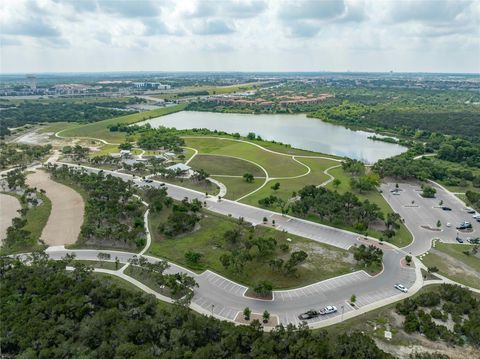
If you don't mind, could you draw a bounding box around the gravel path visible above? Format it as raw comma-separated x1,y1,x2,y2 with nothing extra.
26,170,84,246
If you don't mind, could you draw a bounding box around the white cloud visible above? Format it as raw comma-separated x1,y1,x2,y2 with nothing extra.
0,0,478,73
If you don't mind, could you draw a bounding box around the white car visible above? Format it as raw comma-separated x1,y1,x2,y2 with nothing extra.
394,284,408,293
446,222,451,227
472,213,480,220
319,305,337,315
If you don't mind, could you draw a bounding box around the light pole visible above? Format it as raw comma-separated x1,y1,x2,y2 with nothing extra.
211,304,215,317
341,305,345,321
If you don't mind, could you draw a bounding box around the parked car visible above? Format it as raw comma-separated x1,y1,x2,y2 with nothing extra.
441,207,452,211
456,236,464,243
472,213,480,220
456,222,472,230
446,222,452,227
298,310,319,320
394,284,408,293
466,208,476,214
319,306,337,315
144,179,153,183
159,182,166,187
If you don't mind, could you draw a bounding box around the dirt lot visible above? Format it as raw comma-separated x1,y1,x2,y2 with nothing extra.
26,170,84,246
0,193,21,242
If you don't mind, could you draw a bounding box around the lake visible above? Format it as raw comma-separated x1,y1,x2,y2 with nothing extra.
139,111,407,163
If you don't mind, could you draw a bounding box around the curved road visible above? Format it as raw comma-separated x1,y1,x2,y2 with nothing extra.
45,161,420,329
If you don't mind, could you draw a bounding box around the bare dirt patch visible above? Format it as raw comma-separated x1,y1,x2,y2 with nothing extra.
26,170,84,246
0,193,21,242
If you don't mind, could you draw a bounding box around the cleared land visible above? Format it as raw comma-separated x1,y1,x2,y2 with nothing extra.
26,170,84,246
60,104,186,143
0,193,21,242
148,210,360,289
421,242,480,289
189,154,265,177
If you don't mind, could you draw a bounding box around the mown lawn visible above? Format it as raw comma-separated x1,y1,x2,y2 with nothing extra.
148,210,361,289
60,104,186,143
211,176,265,200
189,154,265,177
156,176,219,196
240,157,336,206
184,137,306,178
421,242,480,289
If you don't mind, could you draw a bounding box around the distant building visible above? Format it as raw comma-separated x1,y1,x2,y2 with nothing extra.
133,82,171,90
166,163,191,172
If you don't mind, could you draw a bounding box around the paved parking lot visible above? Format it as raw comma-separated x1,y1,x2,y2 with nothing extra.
381,182,479,255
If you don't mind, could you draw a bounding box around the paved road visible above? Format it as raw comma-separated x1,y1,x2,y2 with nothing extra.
381,182,479,256
44,162,420,327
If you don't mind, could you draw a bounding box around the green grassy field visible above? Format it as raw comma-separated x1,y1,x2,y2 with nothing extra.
421,242,480,289
156,176,219,196
60,104,186,143
37,122,81,134
148,210,361,289
184,137,306,178
241,157,336,206
211,176,264,200
189,154,265,177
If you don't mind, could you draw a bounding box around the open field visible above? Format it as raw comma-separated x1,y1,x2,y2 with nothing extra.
184,137,306,178
421,242,480,289
0,193,21,242
189,154,265,177
26,170,84,246
148,210,361,289
60,104,186,143
211,176,264,200
241,157,336,206
155,176,219,196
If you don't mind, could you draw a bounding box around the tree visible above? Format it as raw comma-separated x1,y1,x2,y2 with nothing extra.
243,173,254,183
243,307,251,320
119,142,132,150
284,250,308,275
185,250,202,266
262,310,270,323
271,182,280,192
421,184,436,198
333,178,341,189
405,255,412,266
436,220,441,228
97,252,111,266
247,132,256,140
253,281,273,298
350,294,357,305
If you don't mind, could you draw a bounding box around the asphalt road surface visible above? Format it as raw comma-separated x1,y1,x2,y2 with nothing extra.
44,163,420,326
381,182,479,256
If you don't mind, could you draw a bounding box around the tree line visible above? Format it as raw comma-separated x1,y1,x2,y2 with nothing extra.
0,254,399,358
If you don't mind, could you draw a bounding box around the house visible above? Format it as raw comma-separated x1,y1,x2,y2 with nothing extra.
166,163,191,172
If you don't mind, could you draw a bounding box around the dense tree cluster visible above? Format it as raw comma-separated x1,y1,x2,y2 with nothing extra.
159,198,202,238
291,185,383,232
0,143,52,169
47,165,146,249
0,255,395,358
466,190,480,211
0,99,144,137
396,285,479,347
137,127,185,151
352,244,383,267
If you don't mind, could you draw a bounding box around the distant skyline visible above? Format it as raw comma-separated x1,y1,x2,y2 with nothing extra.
1,0,479,74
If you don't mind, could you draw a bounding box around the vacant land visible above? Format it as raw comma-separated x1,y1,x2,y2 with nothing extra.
148,210,359,289
189,154,265,177
421,242,480,289
60,104,186,143
0,193,21,242
155,176,219,196
211,176,263,200
26,170,84,246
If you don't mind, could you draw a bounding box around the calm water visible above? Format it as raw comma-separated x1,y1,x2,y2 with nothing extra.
140,111,407,163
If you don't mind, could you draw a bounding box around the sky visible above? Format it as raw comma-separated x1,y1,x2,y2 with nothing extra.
0,0,479,74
